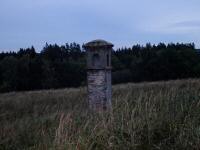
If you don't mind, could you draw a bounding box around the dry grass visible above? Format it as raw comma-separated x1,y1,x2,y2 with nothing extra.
1,79,200,150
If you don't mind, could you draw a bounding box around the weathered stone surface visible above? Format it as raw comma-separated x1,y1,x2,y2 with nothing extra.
87,70,111,111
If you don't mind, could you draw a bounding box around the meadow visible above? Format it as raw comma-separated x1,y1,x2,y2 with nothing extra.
0,79,200,150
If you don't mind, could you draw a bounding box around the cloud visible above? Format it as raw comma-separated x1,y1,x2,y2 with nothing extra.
1,0,200,50
140,16,200,34
170,20,200,28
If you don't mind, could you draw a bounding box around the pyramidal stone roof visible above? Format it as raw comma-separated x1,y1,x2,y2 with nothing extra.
83,39,113,48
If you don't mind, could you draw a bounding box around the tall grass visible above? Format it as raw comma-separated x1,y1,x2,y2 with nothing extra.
0,79,200,149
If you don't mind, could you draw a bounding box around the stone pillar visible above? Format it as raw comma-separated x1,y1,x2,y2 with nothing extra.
83,39,113,111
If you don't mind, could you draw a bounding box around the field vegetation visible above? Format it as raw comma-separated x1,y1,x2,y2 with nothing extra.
1,79,200,149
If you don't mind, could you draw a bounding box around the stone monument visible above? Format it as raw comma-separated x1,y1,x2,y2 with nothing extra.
83,39,113,111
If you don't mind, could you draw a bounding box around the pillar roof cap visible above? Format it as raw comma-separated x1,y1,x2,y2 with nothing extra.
83,39,113,49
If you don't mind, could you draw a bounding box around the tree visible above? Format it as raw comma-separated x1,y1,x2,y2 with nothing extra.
0,56,18,92
0,42,200,93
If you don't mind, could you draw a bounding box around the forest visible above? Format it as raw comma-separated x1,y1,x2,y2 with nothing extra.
0,42,199,93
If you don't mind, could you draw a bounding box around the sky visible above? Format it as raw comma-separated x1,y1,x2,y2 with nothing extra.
0,0,200,52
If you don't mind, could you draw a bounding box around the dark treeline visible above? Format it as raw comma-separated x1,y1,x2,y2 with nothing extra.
0,42,200,93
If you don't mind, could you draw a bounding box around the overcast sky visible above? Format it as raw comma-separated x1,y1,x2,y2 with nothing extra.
0,0,200,51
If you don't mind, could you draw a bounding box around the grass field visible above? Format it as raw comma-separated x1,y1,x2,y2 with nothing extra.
1,79,200,150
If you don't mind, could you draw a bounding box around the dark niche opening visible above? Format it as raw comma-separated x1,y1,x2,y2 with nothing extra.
107,54,110,67
92,53,100,67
